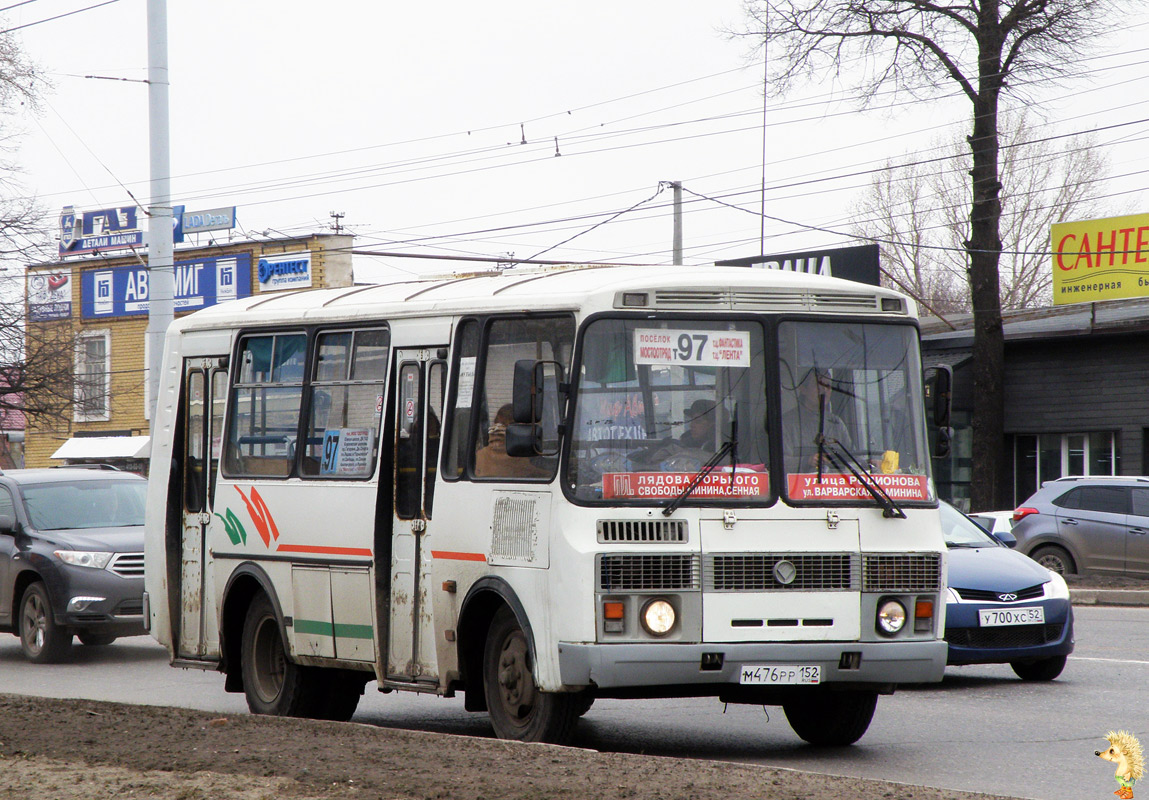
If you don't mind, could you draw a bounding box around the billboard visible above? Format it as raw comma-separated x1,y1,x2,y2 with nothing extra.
1052,213,1149,305
59,205,144,256
28,271,72,321
81,253,252,319
715,243,880,286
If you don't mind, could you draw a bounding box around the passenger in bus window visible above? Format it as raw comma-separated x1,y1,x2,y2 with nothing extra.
783,368,852,472
679,399,717,450
474,403,551,479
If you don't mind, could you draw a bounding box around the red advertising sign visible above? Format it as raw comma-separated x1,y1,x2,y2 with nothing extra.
602,470,768,499
787,473,931,501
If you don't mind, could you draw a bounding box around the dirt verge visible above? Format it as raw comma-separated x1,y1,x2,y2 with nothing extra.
0,693,1021,800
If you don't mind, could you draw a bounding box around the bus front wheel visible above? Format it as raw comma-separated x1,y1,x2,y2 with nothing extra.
482,607,577,744
241,593,318,717
782,689,877,746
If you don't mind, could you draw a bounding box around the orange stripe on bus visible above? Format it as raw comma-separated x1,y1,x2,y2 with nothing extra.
276,544,373,557
431,550,487,562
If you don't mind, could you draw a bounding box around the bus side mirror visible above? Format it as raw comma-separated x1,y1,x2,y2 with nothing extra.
509,359,564,456
924,366,952,459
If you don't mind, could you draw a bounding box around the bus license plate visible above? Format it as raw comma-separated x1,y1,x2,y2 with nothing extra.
978,606,1044,627
739,665,821,685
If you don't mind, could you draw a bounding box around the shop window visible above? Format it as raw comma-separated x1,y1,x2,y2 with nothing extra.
75,331,110,422
1013,431,1120,505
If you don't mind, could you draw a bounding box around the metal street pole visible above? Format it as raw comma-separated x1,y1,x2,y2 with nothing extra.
145,0,173,429
670,181,683,265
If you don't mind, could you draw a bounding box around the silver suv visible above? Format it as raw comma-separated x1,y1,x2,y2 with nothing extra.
1012,476,1149,575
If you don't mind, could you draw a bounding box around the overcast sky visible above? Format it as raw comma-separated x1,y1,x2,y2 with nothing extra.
7,1,1149,282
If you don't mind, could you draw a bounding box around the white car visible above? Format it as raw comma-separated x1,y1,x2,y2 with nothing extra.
967,510,1017,546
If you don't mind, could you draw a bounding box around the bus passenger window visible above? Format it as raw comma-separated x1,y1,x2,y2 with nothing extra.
223,333,306,478
468,315,574,481
302,327,389,478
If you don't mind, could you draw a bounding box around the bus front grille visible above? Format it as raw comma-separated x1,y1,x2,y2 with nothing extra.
597,554,700,591
705,553,857,591
862,553,942,592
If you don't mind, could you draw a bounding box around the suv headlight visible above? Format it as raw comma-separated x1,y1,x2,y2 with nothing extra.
55,550,113,570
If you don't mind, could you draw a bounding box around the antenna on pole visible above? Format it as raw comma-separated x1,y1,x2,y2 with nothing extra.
330,211,345,234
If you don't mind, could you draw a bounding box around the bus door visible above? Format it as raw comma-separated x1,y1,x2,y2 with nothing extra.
387,348,446,684
178,356,228,660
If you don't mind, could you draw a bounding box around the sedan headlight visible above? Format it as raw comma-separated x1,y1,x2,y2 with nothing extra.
55,550,113,570
1044,570,1070,600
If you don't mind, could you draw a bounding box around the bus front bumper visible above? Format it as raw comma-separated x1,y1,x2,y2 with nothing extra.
557,639,947,690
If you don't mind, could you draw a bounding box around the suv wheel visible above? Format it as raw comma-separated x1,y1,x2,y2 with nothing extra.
1029,544,1076,575
19,582,73,663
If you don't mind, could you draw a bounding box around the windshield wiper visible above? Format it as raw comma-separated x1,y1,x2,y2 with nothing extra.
816,436,907,520
663,407,738,517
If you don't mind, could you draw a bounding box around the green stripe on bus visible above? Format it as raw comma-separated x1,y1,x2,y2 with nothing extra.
293,619,334,637
293,619,374,640
333,623,374,640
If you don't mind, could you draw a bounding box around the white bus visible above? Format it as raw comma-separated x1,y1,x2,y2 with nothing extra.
144,263,947,746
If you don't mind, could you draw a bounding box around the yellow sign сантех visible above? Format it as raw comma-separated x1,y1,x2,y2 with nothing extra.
1052,213,1149,305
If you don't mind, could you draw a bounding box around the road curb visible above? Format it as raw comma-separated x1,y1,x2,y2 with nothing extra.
1071,589,1149,607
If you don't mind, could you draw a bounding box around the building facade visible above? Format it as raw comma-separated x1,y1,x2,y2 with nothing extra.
922,297,1149,510
24,233,353,473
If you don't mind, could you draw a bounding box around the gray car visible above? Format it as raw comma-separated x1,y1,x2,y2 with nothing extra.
1011,475,1149,575
0,468,148,662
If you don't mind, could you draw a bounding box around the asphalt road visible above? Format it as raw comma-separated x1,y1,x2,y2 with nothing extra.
0,604,1144,800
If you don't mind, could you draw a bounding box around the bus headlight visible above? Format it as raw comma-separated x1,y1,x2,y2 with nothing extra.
877,599,906,636
641,598,676,636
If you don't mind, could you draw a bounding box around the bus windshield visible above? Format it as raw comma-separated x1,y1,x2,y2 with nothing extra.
778,320,933,505
568,318,770,504
567,316,933,507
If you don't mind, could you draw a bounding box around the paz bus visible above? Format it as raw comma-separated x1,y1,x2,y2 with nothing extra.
143,262,947,746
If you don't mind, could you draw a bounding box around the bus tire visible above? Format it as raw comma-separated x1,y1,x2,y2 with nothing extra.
782,689,877,746
482,606,577,744
240,593,320,717
310,674,366,722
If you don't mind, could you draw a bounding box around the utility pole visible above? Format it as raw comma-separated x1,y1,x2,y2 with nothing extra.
669,181,683,265
145,0,173,428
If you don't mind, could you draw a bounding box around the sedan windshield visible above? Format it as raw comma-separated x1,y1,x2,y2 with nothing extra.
21,479,147,530
568,318,769,504
939,502,999,548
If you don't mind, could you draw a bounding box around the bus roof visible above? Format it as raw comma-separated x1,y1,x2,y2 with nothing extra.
170,262,914,333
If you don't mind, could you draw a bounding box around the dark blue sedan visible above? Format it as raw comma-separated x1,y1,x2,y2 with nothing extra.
941,501,1074,680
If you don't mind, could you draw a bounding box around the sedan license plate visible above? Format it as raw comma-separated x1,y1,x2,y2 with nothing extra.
978,606,1044,627
739,665,821,685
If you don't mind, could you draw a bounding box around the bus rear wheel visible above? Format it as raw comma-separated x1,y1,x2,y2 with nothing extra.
782,689,877,746
483,607,577,744
241,594,320,717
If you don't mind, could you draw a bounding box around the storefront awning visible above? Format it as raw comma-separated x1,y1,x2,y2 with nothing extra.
51,435,151,461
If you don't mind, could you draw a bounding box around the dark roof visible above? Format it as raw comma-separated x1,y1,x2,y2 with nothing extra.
921,296,1149,346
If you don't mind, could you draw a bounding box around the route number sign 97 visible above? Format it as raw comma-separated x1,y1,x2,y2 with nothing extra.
634,328,750,368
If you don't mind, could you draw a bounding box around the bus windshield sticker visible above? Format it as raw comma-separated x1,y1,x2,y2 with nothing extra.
602,469,767,499
633,329,750,368
787,473,930,502
320,428,375,477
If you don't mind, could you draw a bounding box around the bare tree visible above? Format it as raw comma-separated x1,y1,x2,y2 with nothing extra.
738,0,1114,510
0,30,82,431
853,114,1112,313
